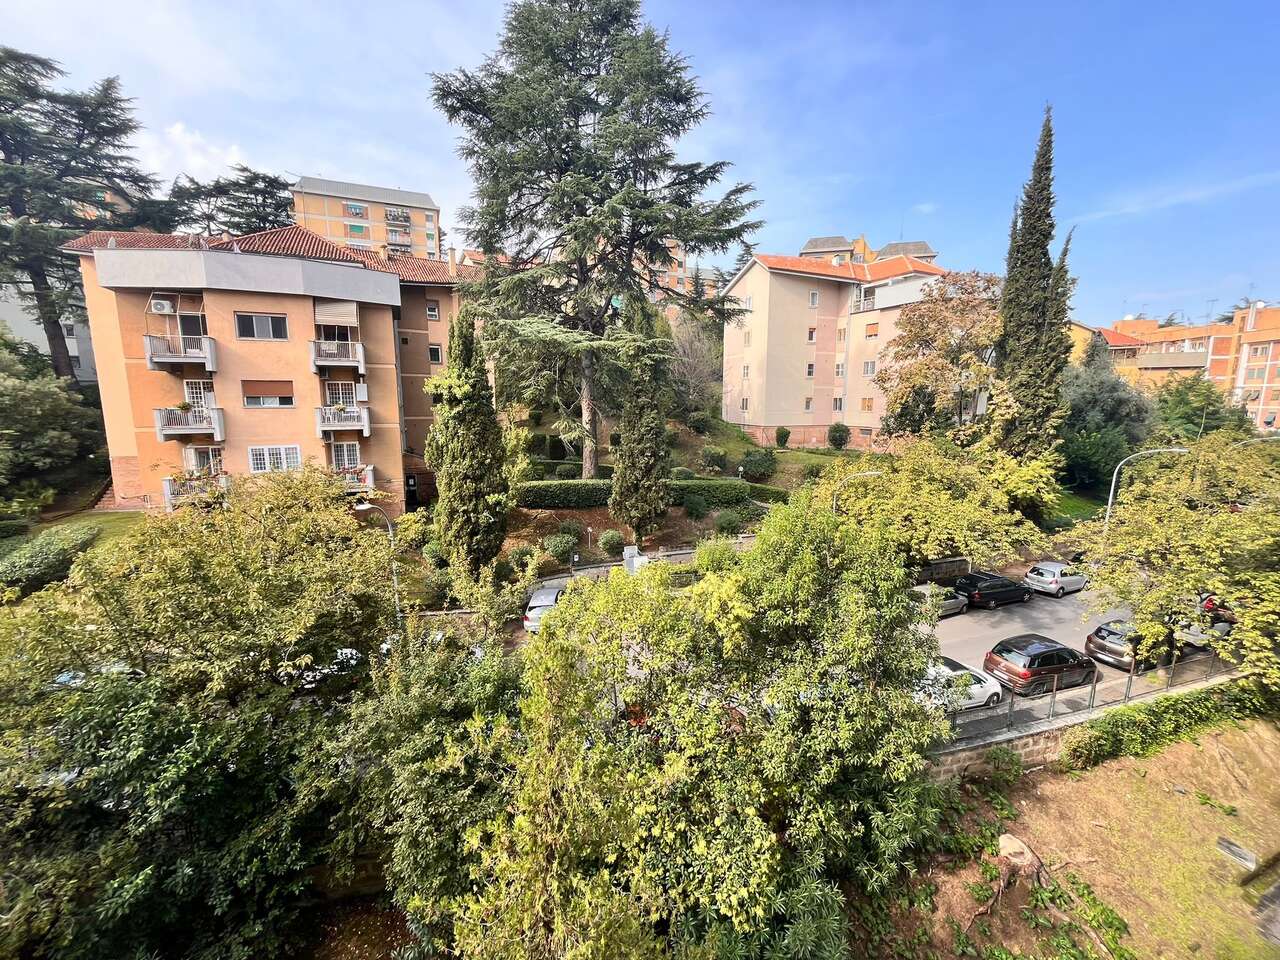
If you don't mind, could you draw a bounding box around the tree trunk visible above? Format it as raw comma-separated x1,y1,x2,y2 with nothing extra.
580,349,599,479
27,266,77,381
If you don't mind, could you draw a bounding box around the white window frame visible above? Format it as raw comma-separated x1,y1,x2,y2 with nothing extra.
833,397,843,412
804,397,813,412
805,362,815,378
244,394,295,408
742,295,753,310
1249,344,1270,359
744,331,751,347
185,445,224,474
808,290,819,308
742,364,749,379
428,343,443,364
425,300,441,321
184,379,214,409
835,362,845,377
862,360,876,376
331,440,361,470
343,202,368,218
326,380,358,406
807,327,816,343
248,445,302,473
740,396,749,411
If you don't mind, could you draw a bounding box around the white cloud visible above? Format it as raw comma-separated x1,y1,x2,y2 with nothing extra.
912,201,938,215
1072,170,1280,223
134,123,245,185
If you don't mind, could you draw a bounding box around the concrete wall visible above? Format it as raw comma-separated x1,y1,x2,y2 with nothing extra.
930,726,1067,781
293,192,441,259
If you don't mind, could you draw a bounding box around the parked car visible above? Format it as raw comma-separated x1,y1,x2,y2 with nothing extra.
1084,619,1141,670
911,583,968,617
1023,561,1088,598
935,656,1003,709
983,633,1097,695
523,587,564,633
953,571,1033,609
1198,593,1238,625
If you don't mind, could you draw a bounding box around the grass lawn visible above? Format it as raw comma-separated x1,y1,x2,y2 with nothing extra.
35,510,146,546
1053,487,1106,523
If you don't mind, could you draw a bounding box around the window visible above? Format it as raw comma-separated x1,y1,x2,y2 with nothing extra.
187,446,223,474
859,428,873,437
808,291,819,308
248,445,302,473
344,202,367,218
236,313,288,340
184,379,214,409
804,397,813,412
805,362,815,378
742,295,753,310
740,396,749,411
425,212,435,223
70,356,81,369
345,223,368,238
835,362,845,377
62,322,76,338
425,300,440,321
744,331,751,347
331,441,361,470
326,381,357,407
862,360,876,376
860,397,874,412
92,188,108,203
1250,344,1270,359
837,327,846,342
832,397,843,412
807,327,816,343
742,364,749,379
428,343,443,363
242,380,295,407
865,322,879,339
1246,367,1266,381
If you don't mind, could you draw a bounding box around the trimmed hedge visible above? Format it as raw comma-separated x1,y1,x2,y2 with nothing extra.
747,483,788,504
515,480,612,509
530,459,614,480
740,448,777,482
0,523,101,596
714,509,742,535
670,466,695,480
1059,682,1276,770
682,493,709,520
670,479,750,508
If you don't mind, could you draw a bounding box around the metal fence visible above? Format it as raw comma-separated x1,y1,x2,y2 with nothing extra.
950,648,1232,741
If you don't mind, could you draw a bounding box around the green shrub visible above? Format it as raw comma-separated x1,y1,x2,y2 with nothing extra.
669,478,750,508
688,411,711,434
609,430,622,447
700,445,727,473
525,432,548,456
557,519,585,541
682,493,709,520
553,463,579,480
713,509,742,536
1059,682,1275,770
422,539,449,569
528,409,543,427
492,557,515,583
395,509,434,551
746,483,788,503
542,532,577,565
527,462,546,480
736,501,768,522
508,544,536,572
693,536,738,574
0,518,30,539
739,449,777,482
547,435,569,460
598,529,624,556
827,423,851,450
775,426,790,448
514,480,612,509
664,426,680,448
670,466,695,480
803,463,824,481
0,523,101,595
416,565,453,609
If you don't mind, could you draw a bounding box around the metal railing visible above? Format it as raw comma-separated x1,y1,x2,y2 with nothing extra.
333,464,375,492
950,648,1232,742
851,297,876,313
143,334,217,371
154,406,225,442
310,340,366,374
315,405,371,436
384,207,411,224
162,474,229,510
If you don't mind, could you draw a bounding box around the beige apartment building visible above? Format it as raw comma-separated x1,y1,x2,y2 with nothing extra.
722,252,945,448
291,177,442,259
1100,302,1280,431
64,225,477,514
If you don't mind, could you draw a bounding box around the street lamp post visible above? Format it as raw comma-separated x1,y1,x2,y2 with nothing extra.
1234,436,1280,447
830,470,884,512
354,502,403,627
1101,447,1189,547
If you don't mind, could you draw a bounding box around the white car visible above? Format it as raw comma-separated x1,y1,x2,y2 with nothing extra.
523,587,564,634
934,656,1004,710
1023,561,1088,598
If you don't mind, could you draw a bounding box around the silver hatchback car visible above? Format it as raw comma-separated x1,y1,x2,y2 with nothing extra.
912,582,969,617
1023,561,1087,598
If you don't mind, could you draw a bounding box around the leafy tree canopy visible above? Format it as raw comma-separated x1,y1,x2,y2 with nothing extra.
1061,335,1153,445
1153,373,1253,441
168,163,294,236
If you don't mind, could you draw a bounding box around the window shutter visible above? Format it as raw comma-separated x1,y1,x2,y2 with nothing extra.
315,300,359,326
242,380,294,397
355,382,369,402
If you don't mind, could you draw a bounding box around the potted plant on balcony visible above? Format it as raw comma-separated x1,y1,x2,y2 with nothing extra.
174,399,192,413
332,403,347,413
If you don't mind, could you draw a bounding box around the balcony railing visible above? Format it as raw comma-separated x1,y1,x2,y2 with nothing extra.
851,297,877,313
154,406,225,442
385,207,412,224
1136,350,1209,370
143,334,217,372
310,340,366,374
162,474,229,511
333,464,375,494
315,405,371,437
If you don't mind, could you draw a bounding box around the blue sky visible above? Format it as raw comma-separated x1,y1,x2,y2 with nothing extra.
4,0,1278,326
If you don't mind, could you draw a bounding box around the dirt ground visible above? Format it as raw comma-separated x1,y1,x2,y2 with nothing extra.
504,503,718,562
926,719,1280,959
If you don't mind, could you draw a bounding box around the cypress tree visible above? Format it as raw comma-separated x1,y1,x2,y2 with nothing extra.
610,304,672,541
993,106,1074,457
425,305,509,572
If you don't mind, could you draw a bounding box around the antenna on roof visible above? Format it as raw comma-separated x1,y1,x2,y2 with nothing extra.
106,236,117,248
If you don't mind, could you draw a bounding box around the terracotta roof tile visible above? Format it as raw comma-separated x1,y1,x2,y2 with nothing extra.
61,231,214,253
206,224,364,263
345,246,482,284
754,252,944,283
1097,327,1145,347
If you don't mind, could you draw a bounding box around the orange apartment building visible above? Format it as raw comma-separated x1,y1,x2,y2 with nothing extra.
291,177,442,260
798,234,938,266
722,251,946,448
1099,302,1280,430
64,225,478,514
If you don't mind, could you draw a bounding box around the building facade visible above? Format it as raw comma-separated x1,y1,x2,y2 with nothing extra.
721,252,945,448
291,177,442,260
0,288,98,382
64,226,475,514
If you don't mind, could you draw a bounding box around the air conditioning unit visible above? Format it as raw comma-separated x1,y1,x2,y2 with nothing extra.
150,297,176,315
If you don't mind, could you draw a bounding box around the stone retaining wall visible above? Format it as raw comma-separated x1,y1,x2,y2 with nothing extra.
930,726,1066,780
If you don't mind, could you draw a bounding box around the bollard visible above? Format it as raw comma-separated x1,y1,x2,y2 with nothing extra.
1006,685,1016,729
1048,673,1060,720
1166,648,1179,690
1124,660,1135,703
1088,664,1099,710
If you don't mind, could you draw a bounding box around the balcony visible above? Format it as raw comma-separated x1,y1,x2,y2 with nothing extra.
315,405,371,437
385,207,412,224
143,334,217,372
310,340,366,374
162,474,229,511
154,406,225,442
1136,350,1209,371
333,464,375,494
851,297,877,314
